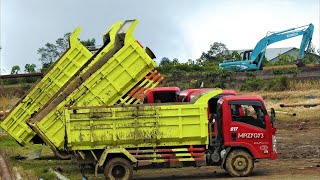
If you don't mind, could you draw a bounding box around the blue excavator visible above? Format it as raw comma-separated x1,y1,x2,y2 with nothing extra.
219,23,314,71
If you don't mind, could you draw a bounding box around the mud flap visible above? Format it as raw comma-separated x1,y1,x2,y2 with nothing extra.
221,147,232,169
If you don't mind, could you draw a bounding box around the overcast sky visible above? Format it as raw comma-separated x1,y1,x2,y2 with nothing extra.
0,0,319,73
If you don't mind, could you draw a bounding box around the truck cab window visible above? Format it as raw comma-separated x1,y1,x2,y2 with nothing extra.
154,92,177,103
230,104,266,129
143,97,148,103
179,95,187,102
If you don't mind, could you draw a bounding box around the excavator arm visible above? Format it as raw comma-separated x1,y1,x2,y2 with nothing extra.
297,24,314,66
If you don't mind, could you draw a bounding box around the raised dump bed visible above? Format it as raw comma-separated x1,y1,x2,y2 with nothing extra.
0,27,93,145
64,89,222,150
1,21,123,146
29,20,162,152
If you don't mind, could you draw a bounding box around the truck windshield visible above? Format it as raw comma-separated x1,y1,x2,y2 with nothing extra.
230,104,266,129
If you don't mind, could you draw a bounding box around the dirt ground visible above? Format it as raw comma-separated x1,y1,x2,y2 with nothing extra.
133,119,320,180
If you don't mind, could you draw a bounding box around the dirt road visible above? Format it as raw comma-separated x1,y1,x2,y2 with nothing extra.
133,119,320,179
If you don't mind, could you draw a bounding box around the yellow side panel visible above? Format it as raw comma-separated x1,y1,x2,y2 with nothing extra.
65,103,209,150
0,27,92,145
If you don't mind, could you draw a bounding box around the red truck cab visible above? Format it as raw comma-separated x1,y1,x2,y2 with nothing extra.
179,89,237,120
179,88,210,102
179,88,236,102
143,87,180,103
205,95,278,176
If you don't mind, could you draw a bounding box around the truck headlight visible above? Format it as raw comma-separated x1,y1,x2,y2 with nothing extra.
272,135,277,152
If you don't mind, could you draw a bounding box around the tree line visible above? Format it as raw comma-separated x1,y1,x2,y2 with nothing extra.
7,33,319,77
8,32,96,75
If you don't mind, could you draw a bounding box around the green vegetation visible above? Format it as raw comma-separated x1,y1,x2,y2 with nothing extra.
37,32,96,72
0,135,104,179
0,135,20,147
272,68,299,76
4,40,319,92
240,77,265,91
240,75,289,91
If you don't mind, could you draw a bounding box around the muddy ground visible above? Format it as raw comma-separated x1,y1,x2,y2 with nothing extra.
133,119,320,180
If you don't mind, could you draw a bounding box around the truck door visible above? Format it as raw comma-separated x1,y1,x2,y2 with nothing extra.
226,101,270,159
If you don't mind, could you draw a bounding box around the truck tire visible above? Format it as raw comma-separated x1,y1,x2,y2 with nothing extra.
53,150,71,160
225,149,254,177
104,157,133,180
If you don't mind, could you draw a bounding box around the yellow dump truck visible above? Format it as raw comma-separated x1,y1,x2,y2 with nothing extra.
45,89,278,179
1,19,278,179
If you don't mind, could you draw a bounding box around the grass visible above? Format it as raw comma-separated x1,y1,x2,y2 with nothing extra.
289,80,320,91
0,135,102,179
241,86,320,121
0,135,20,147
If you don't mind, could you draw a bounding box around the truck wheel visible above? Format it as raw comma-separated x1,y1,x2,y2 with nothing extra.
225,149,254,177
104,157,133,180
53,149,71,160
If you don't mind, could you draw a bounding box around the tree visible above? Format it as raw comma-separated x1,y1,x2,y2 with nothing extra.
37,42,60,67
187,59,193,65
195,58,203,66
80,38,96,48
303,43,318,64
37,33,70,72
200,42,229,62
25,64,36,73
38,32,96,72
159,57,171,66
230,51,242,60
172,58,179,65
306,42,315,54
273,54,295,65
11,65,20,74
55,32,71,54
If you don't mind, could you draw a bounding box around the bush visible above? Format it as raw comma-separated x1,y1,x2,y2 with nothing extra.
205,68,234,88
245,72,256,78
240,75,289,91
170,69,186,79
272,68,299,76
21,83,32,92
267,75,289,91
240,78,265,91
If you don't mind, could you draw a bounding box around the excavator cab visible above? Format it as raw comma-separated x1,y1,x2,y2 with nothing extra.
241,50,252,60
253,52,264,70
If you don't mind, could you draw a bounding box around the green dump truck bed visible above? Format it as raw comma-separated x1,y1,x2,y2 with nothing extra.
65,89,222,150
0,27,93,145
29,20,161,151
